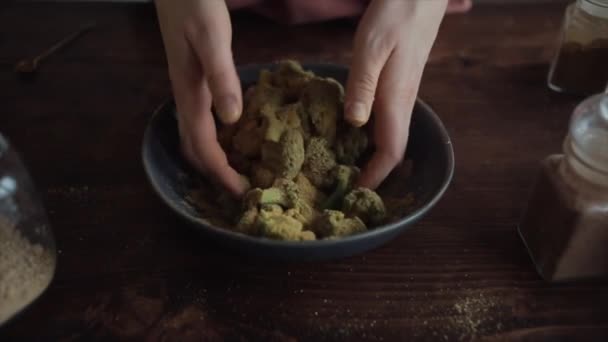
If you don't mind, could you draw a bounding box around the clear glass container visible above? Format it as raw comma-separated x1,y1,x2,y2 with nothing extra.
518,92,608,282
547,0,608,96
0,133,56,327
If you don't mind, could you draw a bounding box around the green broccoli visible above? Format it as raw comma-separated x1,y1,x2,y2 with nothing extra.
321,165,360,210
261,129,305,180
294,173,325,207
236,207,260,235
257,210,316,241
285,200,319,227
260,203,285,216
244,178,299,209
244,82,284,117
315,210,367,238
342,187,387,226
272,60,314,98
233,75,291,157
301,77,344,145
196,59,401,242
260,103,302,143
302,137,337,189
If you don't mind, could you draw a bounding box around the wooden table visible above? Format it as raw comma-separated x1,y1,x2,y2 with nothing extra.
2,1,608,341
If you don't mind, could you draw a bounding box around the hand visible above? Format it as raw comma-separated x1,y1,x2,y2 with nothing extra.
155,0,248,197
344,0,448,189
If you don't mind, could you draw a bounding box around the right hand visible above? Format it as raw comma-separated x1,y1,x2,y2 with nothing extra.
155,0,248,197
344,0,448,190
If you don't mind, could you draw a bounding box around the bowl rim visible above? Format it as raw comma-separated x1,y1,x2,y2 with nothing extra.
142,62,455,248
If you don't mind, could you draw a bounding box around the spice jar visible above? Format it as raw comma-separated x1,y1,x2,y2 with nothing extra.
547,0,608,96
0,133,56,327
518,92,608,282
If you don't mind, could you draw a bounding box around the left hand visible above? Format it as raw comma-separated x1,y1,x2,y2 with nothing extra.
156,0,249,197
344,0,449,190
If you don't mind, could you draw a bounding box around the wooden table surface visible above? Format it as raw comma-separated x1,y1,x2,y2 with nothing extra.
2,1,608,341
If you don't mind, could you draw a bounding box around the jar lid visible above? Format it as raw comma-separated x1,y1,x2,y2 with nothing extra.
580,0,608,19
570,92,608,173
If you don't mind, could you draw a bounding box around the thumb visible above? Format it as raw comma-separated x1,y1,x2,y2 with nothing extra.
186,1,242,124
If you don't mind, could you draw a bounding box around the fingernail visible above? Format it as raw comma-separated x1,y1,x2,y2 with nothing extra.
347,102,368,127
239,175,251,193
217,96,240,124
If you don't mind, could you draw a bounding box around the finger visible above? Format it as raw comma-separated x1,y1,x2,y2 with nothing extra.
188,110,248,197
357,47,421,190
356,108,410,190
173,67,248,197
447,0,472,13
186,1,242,124
344,10,395,127
357,149,404,190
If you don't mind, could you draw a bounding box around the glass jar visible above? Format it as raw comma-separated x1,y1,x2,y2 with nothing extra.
547,0,608,96
518,92,608,282
0,133,56,327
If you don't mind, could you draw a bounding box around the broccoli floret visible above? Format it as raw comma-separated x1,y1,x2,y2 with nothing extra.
271,178,300,207
260,203,284,216
195,59,398,242
277,176,321,227
301,77,344,145
336,126,369,165
233,80,286,157
342,187,387,226
244,82,284,117
238,202,315,241
316,210,366,238
294,174,325,207
257,210,316,241
302,137,337,189
322,165,360,210
285,200,319,227
261,129,305,180
290,102,312,143
260,103,302,143
243,188,265,208
243,177,319,228
236,207,260,235
244,178,299,209
258,188,287,206
272,60,314,98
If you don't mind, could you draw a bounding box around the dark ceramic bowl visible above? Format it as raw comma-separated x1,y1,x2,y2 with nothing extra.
142,63,454,262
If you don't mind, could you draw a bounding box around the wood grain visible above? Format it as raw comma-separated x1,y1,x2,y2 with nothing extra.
1,1,607,341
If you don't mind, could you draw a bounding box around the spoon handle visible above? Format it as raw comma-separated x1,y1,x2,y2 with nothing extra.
35,22,97,64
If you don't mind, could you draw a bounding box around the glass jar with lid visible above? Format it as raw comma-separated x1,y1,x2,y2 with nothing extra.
547,0,608,96
518,92,608,282
0,133,56,327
